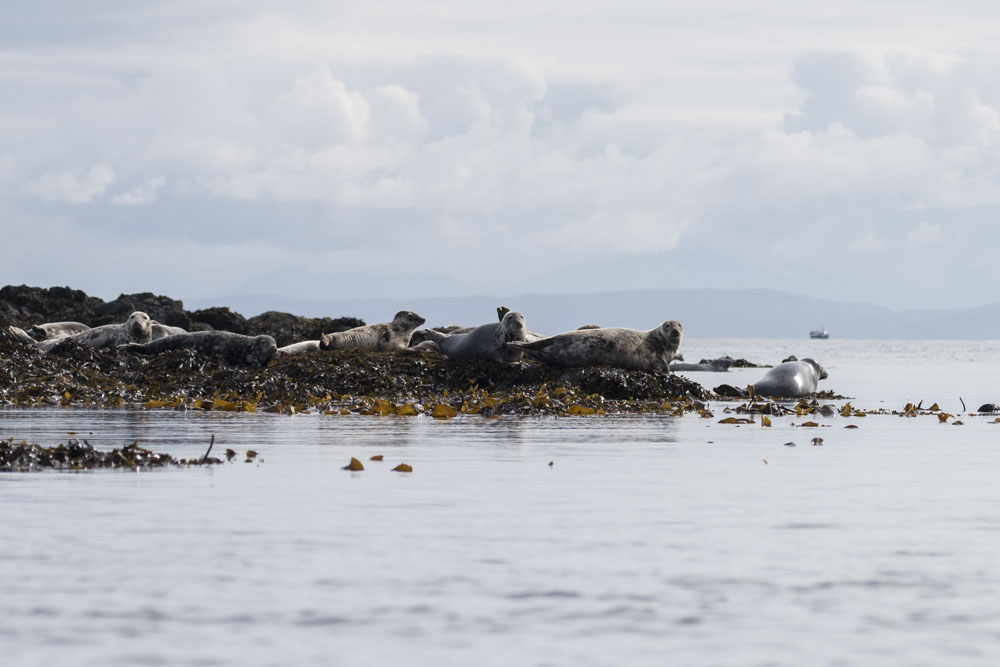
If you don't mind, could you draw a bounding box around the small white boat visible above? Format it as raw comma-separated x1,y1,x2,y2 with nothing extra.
809,327,829,339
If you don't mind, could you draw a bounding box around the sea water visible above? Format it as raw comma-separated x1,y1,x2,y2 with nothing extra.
2,338,1000,666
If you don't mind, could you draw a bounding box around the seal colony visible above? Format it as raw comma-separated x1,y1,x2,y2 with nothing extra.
0,285,841,416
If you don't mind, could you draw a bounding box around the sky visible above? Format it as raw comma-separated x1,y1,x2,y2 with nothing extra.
3,1,1000,312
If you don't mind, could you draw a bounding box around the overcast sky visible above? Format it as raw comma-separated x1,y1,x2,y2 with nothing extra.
3,1,1000,312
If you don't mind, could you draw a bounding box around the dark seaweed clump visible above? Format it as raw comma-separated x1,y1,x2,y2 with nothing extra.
0,437,220,471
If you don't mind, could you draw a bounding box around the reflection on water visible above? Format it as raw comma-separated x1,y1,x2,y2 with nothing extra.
3,339,1000,666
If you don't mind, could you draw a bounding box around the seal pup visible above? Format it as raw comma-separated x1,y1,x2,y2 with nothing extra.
120,331,277,367
150,321,187,340
28,321,91,341
507,320,683,373
18,312,152,351
319,311,425,352
421,310,529,362
277,340,320,355
715,358,827,398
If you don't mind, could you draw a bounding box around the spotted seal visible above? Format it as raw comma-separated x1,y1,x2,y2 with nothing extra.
27,321,91,341
319,311,425,352
421,310,528,362
120,331,277,367
715,358,827,398
507,320,683,373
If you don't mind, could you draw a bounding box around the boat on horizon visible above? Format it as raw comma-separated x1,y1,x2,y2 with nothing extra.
809,327,829,339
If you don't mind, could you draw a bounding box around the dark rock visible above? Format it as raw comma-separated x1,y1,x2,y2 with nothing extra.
245,311,363,348
189,306,249,334
97,292,190,328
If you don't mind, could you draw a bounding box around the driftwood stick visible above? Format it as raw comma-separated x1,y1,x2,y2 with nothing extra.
202,434,215,463
960,396,966,412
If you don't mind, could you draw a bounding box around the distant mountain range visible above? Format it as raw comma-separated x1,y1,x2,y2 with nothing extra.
187,288,1000,340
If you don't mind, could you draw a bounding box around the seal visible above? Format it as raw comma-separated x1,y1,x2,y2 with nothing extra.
150,321,187,340
752,358,827,397
26,311,152,351
120,331,277,367
670,357,736,372
496,305,544,342
319,311,425,352
507,320,683,373
715,358,827,398
28,321,90,341
277,340,320,355
421,310,529,362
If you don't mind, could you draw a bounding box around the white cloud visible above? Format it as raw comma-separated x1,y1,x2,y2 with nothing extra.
111,176,165,205
25,162,115,204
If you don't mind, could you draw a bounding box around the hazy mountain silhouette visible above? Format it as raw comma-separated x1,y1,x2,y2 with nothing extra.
187,289,1000,339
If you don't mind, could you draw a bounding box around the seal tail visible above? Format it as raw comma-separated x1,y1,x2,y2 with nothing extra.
7,326,38,345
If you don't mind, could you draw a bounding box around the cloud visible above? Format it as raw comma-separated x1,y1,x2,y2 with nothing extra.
111,176,165,205
5,4,1000,308
25,162,116,204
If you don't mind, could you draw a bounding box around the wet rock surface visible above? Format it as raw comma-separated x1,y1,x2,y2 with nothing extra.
1,284,708,415
0,335,706,415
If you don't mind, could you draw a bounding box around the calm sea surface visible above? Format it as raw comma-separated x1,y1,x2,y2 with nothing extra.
3,338,1000,666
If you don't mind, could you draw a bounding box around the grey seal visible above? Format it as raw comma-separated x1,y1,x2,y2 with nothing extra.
421,310,528,362
496,305,544,342
319,311,425,352
670,357,736,372
150,321,187,340
13,312,152,351
28,321,90,341
715,358,827,398
120,331,277,367
277,340,320,355
507,320,683,373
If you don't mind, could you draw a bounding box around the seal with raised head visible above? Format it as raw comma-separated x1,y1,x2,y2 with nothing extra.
120,331,277,367
715,358,827,398
319,311,425,352
421,310,529,362
23,312,152,351
507,320,683,373
28,321,91,341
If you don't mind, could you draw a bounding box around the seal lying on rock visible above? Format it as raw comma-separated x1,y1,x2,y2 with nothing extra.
277,340,320,355
507,320,683,373
670,357,736,372
496,305,544,342
11,312,152,351
150,321,186,340
421,310,529,362
714,358,828,398
120,331,277,367
28,321,91,341
319,311,425,352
